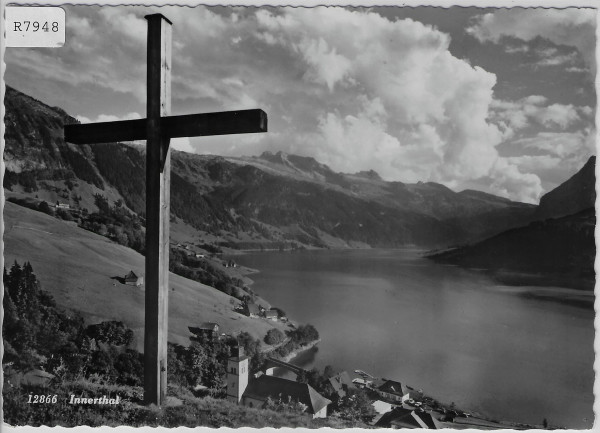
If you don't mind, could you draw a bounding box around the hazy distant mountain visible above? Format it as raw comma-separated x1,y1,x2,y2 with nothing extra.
4,85,536,249
430,158,596,290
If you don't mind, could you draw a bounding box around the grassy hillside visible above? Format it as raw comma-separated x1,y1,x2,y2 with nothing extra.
3,379,366,428
4,85,537,250
3,201,290,351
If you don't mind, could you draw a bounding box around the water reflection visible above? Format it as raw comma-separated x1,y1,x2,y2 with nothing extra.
232,249,594,428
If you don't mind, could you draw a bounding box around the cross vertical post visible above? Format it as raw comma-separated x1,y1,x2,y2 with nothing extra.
144,13,172,406
63,12,268,408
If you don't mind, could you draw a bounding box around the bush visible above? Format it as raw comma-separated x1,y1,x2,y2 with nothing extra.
56,208,73,221
264,328,284,345
37,201,54,216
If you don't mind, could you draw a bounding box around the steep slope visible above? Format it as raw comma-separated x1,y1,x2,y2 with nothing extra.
4,85,534,249
430,158,596,290
3,201,289,351
535,156,595,220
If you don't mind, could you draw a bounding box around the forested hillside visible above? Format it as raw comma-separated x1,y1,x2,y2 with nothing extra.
4,85,537,250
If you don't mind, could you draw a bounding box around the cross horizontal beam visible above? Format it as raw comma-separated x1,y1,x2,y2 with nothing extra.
64,109,267,144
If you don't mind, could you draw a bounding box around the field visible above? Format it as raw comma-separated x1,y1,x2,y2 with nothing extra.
3,201,290,351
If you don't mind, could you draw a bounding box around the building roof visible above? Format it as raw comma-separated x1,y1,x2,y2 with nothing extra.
228,345,249,362
244,375,331,415
417,411,438,429
371,400,393,415
246,303,260,314
329,371,354,397
375,407,417,428
197,322,219,330
377,408,435,429
124,270,139,280
377,379,404,396
265,310,278,318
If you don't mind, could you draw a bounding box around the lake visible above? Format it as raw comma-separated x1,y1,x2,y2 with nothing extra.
230,248,595,428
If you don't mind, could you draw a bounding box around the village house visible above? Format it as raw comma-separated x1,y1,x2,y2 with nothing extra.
226,347,331,418
328,371,354,398
124,270,144,286
375,407,437,429
373,379,422,403
264,309,278,321
189,322,220,340
243,302,260,318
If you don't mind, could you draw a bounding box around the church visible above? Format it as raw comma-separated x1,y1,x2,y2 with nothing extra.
226,347,331,418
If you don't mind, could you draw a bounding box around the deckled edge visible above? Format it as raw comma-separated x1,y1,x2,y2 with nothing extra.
1,1,597,433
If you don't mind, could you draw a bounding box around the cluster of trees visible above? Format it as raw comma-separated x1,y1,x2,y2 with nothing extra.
168,330,266,394
295,365,375,422
3,262,143,386
264,329,285,345
4,261,358,425
2,260,270,398
169,248,247,300
271,324,319,359
79,194,146,253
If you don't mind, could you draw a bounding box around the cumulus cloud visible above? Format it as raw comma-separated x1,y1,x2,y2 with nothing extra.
514,129,596,159
490,96,591,138
171,137,196,153
489,158,543,203
467,8,596,69
242,8,504,187
6,6,595,203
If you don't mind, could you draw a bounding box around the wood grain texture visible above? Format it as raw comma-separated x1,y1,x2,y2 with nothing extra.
143,13,171,406
64,109,267,144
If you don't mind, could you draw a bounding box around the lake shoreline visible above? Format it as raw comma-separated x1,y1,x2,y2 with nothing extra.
231,248,594,429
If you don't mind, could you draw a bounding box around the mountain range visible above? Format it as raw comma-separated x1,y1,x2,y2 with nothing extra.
430,156,595,290
5,85,544,250
4,84,596,290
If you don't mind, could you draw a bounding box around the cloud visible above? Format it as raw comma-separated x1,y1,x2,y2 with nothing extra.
241,8,504,186
6,6,595,204
467,8,596,69
513,129,596,159
171,137,195,153
76,112,142,124
490,96,591,138
489,158,543,203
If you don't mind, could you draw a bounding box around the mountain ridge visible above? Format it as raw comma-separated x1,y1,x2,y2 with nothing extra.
429,157,596,290
2,85,553,250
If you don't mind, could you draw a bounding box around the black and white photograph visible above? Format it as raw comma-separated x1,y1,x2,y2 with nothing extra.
1,1,597,429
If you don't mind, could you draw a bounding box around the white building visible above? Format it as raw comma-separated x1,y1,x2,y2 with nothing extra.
226,347,331,418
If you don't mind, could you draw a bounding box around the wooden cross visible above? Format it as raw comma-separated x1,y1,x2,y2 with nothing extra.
64,14,267,405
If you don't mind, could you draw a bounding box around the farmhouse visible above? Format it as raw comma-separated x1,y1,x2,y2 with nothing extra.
328,371,355,398
264,309,278,321
124,270,144,286
243,302,260,318
226,347,331,418
189,322,220,340
374,379,422,403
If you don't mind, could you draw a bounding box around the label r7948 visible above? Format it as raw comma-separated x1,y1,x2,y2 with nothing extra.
13,21,60,32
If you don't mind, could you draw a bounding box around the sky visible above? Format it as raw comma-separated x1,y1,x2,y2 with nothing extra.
4,5,597,204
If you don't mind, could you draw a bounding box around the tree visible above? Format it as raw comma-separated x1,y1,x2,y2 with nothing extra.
94,194,110,214
264,328,284,345
37,201,53,216
334,388,376,422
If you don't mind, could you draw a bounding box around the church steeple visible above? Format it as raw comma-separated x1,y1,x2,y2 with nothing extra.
226,344,249,403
